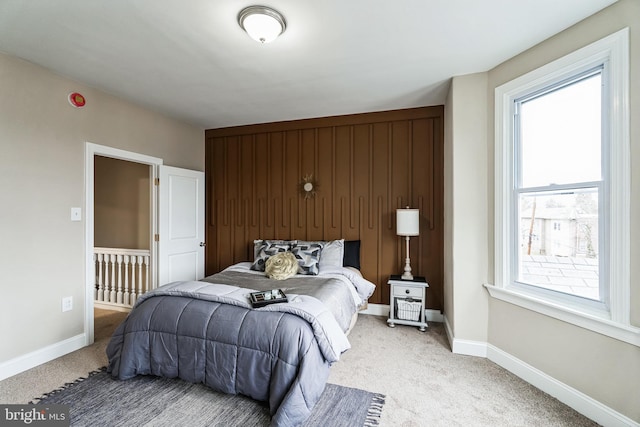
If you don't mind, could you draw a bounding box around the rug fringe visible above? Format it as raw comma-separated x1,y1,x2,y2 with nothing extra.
363,393,386,426
28,367,107,404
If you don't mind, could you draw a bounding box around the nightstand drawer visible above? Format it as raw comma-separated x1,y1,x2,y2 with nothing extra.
393,285,423,298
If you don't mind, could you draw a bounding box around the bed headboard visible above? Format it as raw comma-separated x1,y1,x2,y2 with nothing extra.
343,240,361,270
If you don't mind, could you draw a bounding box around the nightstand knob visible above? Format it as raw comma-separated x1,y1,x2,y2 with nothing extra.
405,289,410,294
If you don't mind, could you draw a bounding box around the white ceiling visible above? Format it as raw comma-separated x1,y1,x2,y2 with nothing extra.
0,0,617,129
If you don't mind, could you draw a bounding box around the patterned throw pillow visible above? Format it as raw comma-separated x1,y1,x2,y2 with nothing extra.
291,242,324,275
253,239,295,260
251,240,293,271
265,252,299,280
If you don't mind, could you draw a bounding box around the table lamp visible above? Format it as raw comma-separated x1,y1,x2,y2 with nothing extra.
396,207,419,280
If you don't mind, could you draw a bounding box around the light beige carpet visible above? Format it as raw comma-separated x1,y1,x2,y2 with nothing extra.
330,315,598,426
0,310,598,426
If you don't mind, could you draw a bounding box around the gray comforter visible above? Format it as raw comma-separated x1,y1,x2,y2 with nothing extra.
106,268,364,427
202,265,358,332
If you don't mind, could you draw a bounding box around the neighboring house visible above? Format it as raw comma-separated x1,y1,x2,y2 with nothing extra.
0,1,638,426
520,206,598,258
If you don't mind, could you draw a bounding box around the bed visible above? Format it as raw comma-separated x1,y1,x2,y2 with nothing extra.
106,239,375,427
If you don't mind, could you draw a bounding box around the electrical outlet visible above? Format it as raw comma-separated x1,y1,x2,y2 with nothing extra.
62,296,73,312
70,207,82,221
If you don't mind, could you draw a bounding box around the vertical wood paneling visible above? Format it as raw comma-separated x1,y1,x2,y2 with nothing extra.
205,106,444,309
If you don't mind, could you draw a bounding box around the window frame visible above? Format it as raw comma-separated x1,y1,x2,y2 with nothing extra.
488,28,637,346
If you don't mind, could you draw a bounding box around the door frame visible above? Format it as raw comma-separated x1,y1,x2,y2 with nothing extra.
84,142,163,345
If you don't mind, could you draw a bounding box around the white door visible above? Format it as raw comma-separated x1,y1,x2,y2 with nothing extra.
158,165,205,286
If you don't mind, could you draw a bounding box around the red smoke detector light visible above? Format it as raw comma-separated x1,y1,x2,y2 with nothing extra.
68,92,86,108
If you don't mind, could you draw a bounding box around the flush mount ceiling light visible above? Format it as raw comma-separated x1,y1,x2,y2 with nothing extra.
238,5,286,44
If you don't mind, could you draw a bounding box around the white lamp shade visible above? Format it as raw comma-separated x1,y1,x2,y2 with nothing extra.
238,6,286,43
396,208,419,236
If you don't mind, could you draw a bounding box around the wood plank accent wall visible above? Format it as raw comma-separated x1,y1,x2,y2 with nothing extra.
204,106,444,310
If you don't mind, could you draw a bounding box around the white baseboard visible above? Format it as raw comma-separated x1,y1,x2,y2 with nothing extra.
487,344,639,427
0,334,86,381
442,314,638,427
443,315,488,357
361,303,444,322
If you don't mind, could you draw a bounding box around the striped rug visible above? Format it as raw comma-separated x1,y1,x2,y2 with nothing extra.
31,368,385,427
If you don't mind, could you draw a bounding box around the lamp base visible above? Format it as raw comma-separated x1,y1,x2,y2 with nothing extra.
402,235,414,280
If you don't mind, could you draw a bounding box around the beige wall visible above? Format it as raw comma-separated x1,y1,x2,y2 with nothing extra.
485,0,639,421
444,73,490,342
443,82,455,334
0,52,203,363
94,156,150,250
489,299,640,420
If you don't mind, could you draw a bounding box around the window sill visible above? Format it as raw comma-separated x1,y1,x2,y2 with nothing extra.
484,283,640,347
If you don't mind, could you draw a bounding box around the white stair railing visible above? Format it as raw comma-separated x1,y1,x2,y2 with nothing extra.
94,247,151,309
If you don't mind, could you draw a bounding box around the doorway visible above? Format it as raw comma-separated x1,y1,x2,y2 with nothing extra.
93,156,150,339
84,143,162,345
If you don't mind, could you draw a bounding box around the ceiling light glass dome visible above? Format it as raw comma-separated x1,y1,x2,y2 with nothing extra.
238,6,286,44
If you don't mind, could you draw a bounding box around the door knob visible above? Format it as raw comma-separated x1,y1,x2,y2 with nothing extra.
199,242,206,247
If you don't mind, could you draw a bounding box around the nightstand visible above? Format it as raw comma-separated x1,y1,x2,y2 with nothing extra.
387,275,429,332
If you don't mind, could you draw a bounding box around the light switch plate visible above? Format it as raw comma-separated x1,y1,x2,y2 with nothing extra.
71,207,82,221
62,296,73,312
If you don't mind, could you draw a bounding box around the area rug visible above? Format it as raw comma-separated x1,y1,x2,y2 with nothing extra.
31,368,385,427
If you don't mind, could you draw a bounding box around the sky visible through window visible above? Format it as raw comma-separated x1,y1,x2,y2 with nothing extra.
517,73,602,300
520,73,601,188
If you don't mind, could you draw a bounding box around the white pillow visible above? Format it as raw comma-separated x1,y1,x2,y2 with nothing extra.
318,239,344,269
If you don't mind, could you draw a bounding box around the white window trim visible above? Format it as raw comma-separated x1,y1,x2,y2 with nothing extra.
489,28,637,346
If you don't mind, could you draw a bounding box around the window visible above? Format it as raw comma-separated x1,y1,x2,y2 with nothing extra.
515,68,603,302
489,28,636,346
